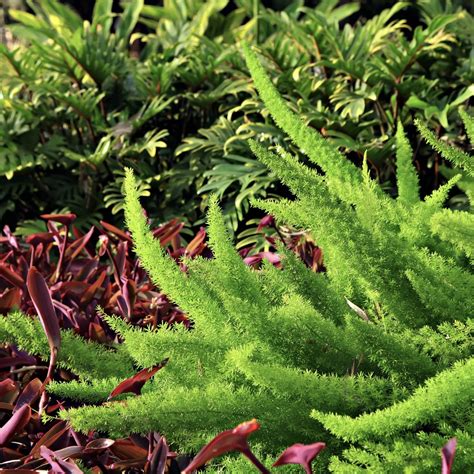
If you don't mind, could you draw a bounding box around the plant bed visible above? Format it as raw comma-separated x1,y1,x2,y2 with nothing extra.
0,211,321,472
1,47,472,472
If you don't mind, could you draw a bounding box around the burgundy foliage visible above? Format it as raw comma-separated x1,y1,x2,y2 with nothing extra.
108,358,169,400
39,445,83,474
0,216,207,472
0,374,180,472
182,419,270,474
0,217,208,335
0,404,31,447
273,442,326,474
0,214,326,472
241,216,324,271
145,433,170,474
26,266,61,396
441,438,457,474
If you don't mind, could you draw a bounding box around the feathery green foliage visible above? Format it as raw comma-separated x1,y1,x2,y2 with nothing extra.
396,121,420,206
312,357,474,441
0,311,133,381
430,208,474,258
460,108,474,143
3,43,473,472
416,118,474,176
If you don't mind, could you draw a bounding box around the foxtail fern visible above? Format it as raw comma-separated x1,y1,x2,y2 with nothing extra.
3,46,473,472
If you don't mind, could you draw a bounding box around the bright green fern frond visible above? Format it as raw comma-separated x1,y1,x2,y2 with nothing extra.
61,382,320,450
356,154,394,232
254,198,309,232
0,312,133,380
460,109,474,145
406,250,474,321
258,195,430,327
405,319,474,369
345,316,437,383
242,43,364,202
423,174,462,209
227,346,402,416
331,431,474,473
396,121,419,206
415,119,473,176
312,357,474,442
48,378,121,403
207,195,266,308
248,140,326,198
105,316,238,395
106,316,229,383
123,168,226,327
267,293,358,372
431,209,474,259
273,244,347,321
123,167,189,294
181,256,228,312
399,174,462,249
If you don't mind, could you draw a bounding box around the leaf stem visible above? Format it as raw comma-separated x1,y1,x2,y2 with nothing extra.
38,347,57,417
243,448,270,474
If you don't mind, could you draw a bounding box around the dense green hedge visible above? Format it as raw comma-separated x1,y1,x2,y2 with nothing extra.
1,0,473,237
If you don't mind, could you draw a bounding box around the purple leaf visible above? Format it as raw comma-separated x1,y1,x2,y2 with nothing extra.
26,267,61,354
273,442,326,474
257,215,275,232
40,213,77,226
182,419,269,474
0,404,31,446
0,351,37,369
244,255,264,266
25,232,55,247
3,225,19,250
146,435,168,474
108,359,169,400
117,278,136,320
0,264,25,288
65,226,95,261
80,270,107,305
184,228,207,257
115,242,127,279
100,220,133,243
244,252,280,267
441,438,457,474
259,251,280,264
0,378,19,404
109,438,148,464
84,438,115,453
13,378,42,413
0,287,22,313
0,469,41,473
40,445,83,474
152,219,184,246
29,420,70,458
27,266,61,414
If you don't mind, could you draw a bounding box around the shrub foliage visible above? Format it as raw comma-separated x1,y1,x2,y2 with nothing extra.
2,44,472,472
1,0,473,232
